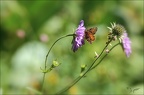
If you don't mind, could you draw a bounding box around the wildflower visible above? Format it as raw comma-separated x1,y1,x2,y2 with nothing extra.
107,22,124,42
121,32,132,57
107,22,126,43
107,22,125,37
107,22,132,57
72,20,86,52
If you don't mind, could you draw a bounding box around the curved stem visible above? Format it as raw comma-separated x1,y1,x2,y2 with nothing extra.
41,34,74,92
56,39,114,94
44,34,74,70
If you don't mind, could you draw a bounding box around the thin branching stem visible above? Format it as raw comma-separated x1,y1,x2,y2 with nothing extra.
90,42,120,71
56,39,116,94
41,34,74,92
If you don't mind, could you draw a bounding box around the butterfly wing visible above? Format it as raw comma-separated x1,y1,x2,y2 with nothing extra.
85,27,97,43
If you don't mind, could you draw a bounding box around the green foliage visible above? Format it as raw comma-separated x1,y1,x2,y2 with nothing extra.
0,0,143,94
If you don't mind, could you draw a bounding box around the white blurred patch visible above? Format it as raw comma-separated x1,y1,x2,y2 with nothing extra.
0,88,2,95
11,41,53,87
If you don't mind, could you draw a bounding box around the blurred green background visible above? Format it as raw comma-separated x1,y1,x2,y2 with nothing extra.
0,0,143,94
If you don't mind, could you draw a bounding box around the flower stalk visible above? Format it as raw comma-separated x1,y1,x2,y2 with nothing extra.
90,42,120,71
41,34,74,92
39,21,131,94
55,38,115,94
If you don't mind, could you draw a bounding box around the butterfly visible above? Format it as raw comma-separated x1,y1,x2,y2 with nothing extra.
85,27,97,44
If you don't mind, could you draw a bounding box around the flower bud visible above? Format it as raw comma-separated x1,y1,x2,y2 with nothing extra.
105,48,109,53
94,52,99,58
80,64,87,76
52,60,61,68
81,64,87,73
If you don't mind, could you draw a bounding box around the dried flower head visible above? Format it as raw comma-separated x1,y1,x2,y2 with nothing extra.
72,20,86,52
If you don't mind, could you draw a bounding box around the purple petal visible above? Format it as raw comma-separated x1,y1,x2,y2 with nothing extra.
79,20,84,27
72,20,86,52
122,32,132,57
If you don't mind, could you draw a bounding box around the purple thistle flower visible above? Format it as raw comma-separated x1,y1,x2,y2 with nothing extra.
122,32,132,57
72,20,86,52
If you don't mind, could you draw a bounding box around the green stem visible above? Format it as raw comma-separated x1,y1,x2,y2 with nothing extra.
41,73,46,92
55,76,81,94
41,34,74,92
56,39,114,94
90,42,120,71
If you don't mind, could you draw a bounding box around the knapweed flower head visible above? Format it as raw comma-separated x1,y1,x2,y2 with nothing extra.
72,20,86,52
108,22,125,37
107,22,132,57
121,32,132,57
107,22,125,41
